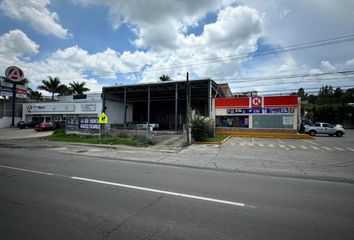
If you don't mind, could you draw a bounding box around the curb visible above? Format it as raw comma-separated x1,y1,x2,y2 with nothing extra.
194,135,231,145
215,132,314,139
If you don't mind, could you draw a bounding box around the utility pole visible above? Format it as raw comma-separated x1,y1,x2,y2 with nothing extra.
186,72,191,145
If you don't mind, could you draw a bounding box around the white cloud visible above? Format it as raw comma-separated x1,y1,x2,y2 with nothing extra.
0,0,70,38
0,29,39,57
346,58,354,66
320,60,336,72
0,31,156,95
71,1,263,83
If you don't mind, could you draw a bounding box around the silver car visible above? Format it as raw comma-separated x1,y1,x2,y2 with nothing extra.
304,122,345,137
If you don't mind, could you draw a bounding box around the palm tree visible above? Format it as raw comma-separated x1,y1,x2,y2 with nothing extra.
37,76,62,100
28,90,42,101
159,74,171,81
58,84,73,96
69,81,90,95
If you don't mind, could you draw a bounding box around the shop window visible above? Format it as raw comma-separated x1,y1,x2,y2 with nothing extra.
252,115,294,129
216,116,249,128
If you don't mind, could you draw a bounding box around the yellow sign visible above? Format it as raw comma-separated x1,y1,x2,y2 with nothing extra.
98,112,108,124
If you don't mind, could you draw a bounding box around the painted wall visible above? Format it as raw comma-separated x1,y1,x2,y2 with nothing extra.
105,100,133,124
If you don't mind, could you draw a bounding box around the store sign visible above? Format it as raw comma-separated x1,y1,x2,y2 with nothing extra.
0,81,28,98
227,108,294,115
5,66,25,82
26,104,75,113
79,117,99,129
81,103,96,111
227,109,243,114
251,97,262,108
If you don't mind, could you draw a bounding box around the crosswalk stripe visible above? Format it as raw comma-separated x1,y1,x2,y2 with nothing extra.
268,144,274,148
299,145,308,149
333,147,345,151
346,147,354,152
258,143,264,147
305,140,319,146
289,145,297,149
279,144,286,148
240,142,245,146
321,146,332,151
247,142,253,146
311,146,320,150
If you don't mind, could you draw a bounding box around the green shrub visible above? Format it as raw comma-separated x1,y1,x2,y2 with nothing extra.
191,115,213,141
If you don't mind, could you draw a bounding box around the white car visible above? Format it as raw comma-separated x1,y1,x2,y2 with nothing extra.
304,122,345,137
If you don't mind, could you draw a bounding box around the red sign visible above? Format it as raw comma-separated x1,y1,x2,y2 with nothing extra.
215,98,249,108
5,66,24,82
215,96,298,108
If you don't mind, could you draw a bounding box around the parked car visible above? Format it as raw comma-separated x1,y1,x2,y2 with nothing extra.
34,122,56,132
304,122,345,137
17,121,39,129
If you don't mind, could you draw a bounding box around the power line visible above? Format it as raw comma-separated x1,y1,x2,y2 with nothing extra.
23,34,354,82
236,84,354,95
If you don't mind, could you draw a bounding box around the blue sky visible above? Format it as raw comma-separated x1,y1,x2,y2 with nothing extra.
0,0,353,95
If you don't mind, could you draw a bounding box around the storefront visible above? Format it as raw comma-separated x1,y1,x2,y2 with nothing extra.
214,96,300,133
22,93,132,130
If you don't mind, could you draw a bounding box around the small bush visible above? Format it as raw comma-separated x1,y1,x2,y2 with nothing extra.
191,115,213,141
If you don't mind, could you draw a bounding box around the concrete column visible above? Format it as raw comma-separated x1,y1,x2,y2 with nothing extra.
175,83,178,132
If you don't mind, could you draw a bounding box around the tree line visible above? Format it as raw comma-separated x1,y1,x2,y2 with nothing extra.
30,77,90,101
291,85,354,124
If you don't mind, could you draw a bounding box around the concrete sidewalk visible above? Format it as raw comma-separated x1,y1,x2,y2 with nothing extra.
1,137,353,183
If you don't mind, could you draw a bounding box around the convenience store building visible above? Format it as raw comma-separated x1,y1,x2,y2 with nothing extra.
214,96,301,133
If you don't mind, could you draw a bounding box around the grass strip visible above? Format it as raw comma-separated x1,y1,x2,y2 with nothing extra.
43,129,146,147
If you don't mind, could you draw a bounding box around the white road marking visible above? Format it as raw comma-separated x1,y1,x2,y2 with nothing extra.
0,165,248,208
289,145,297,149
72,176,246,207
240,142,245,146
0,165,54,176
305,140,319,146
268,144,274,148
299,145,308,149
333,147,345,151
346,147,354,152
321,146,332,151
247,142,254,146
230,142,235,146
279,144,286,148
276,139,284,144
311,146,320,150
258,143,264,147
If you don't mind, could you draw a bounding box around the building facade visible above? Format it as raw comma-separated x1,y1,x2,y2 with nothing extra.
214,96,301,133
22,93,132,130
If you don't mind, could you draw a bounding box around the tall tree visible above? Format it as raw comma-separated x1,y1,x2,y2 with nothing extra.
334,87,343,98
159,74,171,81
37,76,62,100
297,87,306,98
318,85,334,97
58,84,73,96
69,81,90,95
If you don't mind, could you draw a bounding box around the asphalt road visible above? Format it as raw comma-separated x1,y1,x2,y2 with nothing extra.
1,148,354,240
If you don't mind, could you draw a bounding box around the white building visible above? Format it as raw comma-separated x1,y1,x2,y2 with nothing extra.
22,93,132,130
